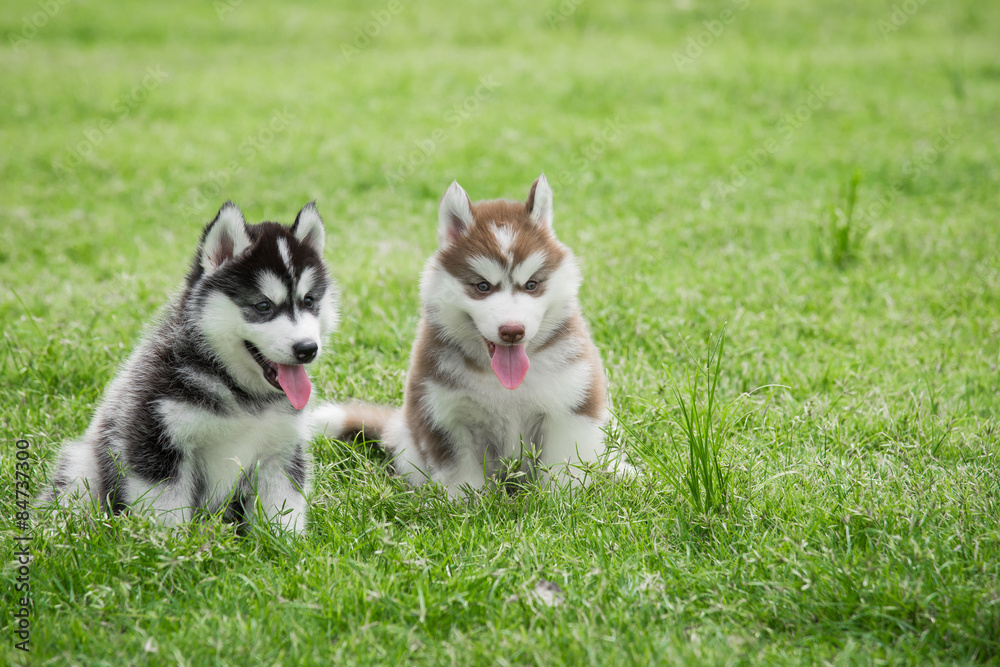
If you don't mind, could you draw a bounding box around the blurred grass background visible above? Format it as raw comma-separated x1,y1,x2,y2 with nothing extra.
2,0,999,663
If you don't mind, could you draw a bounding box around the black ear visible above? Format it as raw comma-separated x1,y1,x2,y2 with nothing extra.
292,201,325,255
201,202,251,274
438,180,475,247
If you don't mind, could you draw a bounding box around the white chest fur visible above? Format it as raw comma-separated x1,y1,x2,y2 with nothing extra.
156,399,306,504
425,351,595,456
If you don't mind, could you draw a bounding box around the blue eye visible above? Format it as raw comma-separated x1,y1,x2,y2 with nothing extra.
525,280,538,291
254,300,272,313
303,294,314,308
476,281,491,293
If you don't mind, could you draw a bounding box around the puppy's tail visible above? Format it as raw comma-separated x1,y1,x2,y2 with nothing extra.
311,402,397,444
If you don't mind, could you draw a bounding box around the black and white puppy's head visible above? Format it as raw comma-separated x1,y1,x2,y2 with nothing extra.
190,202,339,410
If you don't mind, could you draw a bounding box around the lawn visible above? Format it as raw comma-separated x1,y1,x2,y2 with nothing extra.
2,0,999,664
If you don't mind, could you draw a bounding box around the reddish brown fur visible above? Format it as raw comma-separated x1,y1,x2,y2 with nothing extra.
334,179,609,482
572,333,607,421
528,311,607,420
337,403,396,443
403,319,470,468
437,199,567,287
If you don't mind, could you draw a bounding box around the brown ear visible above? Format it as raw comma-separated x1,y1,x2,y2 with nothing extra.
438,180,475,247
526,174,553,228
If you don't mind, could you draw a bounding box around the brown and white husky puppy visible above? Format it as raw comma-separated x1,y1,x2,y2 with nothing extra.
315,175,624,495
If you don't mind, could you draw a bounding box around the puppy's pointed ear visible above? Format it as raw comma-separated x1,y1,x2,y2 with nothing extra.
525,174,554,229
292,201,325,255
201,201,251,274
438,180,475,247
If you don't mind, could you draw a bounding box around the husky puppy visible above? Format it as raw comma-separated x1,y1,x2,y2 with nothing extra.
315,175,619,495
45,202,338,532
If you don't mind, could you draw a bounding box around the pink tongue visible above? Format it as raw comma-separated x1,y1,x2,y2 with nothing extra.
276,364,312,410
490,344,530,390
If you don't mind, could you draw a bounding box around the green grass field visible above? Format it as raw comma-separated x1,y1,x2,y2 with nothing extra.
3,0,1000,663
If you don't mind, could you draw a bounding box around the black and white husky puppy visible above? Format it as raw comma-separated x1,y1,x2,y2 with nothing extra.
45,202,338,532
315,175,624,496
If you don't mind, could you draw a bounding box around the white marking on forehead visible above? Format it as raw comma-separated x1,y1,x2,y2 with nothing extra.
296,266,318,299
512,251,548,284
467,255,506,286
493,226,517,258
277,237,292,274
257,270,288,305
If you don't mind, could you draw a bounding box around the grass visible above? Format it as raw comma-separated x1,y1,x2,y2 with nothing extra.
2,0,1000,664
624,327,747,516
664,329,736,516
817,171,864,269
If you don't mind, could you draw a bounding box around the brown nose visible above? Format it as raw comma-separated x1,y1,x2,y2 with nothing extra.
498,323,525,343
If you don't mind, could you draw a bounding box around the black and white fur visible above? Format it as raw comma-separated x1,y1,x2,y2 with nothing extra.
44,202,338,532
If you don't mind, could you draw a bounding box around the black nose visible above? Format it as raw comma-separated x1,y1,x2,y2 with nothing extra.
292,340,318,363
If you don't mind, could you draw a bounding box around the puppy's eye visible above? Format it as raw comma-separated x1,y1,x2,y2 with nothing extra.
254,300,272,313
303,295,314,308
476,281,491,293
525,280,538,291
